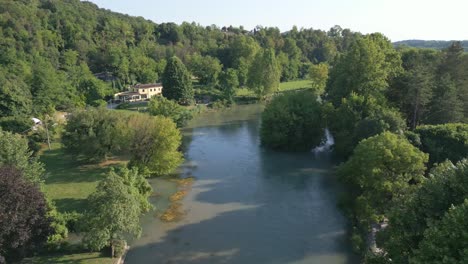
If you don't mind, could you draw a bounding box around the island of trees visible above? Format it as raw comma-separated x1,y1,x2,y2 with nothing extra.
0,0,467,263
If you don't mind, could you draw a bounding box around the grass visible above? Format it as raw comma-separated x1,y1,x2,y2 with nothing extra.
40,143,127,213
22,252,113,264
279,79,312,91
235,79,312,98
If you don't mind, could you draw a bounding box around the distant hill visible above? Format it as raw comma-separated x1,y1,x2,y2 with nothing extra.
393,40,468,51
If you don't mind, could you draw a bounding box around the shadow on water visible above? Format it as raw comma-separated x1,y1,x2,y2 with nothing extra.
126,105,359,264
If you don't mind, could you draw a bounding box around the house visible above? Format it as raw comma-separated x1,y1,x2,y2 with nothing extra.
114,83,163,102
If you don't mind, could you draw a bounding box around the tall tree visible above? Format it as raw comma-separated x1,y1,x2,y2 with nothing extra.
247,48,281,98
0,129,44,184
427,74,463,124
83,172,143,257
219,68,239,103
127,115,183,176
261,91,324,151
0,167,52,262
162,56,194,105
326,33,402,105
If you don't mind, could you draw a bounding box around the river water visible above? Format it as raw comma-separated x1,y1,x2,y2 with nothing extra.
125,104,358,264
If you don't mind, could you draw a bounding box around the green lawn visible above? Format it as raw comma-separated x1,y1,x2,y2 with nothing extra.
22,252,113,264
41,143,127,213
279,79,312,91
236,79,312,97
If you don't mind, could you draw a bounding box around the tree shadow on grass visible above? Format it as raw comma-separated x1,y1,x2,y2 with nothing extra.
54,198,89,214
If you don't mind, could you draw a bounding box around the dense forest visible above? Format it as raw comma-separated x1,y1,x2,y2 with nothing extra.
1,0,468,263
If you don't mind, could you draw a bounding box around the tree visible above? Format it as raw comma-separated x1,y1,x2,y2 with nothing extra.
427,74,463,124
219,68,239,103
308,63,329,94
326,34,402,105
338,132,428,225
83,172,144,257
387,48,440,128
148,96,193,127
380,160,468,264
0,129,44,184
414,123,468,165
62,108,126,161
247,48,281,98
162,56,194,105
260,91,324,151
187,54,222,85
0,167,52,262
410,199,468,264
327,93,406,157
127,115,183,176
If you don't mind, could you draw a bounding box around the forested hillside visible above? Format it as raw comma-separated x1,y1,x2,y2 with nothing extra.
0,0,362,133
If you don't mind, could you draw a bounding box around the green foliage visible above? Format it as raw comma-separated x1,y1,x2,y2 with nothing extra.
327,33,402,105
219,68,239,102
380,160,468,264
109,167,153,213
62,108,126,161
82,173,142,252
410,199,468,264
308,63,329,94
187,54,222,85
162,56,194,105
327,93,406,157
428,74,464,124
414,123,468,165
63,108,183,176
247,48,281,98
260,91,324,151
0,129,44,184
148,96,193,127
338,132,428,225
127,115,183,176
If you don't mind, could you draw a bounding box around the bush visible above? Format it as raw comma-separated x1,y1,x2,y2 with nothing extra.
260,90,324,151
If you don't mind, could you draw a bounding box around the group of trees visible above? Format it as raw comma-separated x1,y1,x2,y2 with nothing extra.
63,108,183,176
259,30,468,264
0,0,365,135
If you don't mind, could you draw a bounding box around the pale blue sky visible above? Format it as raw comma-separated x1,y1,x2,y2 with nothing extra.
87,0,467,41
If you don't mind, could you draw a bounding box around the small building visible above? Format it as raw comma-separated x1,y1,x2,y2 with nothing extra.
114,83,163,103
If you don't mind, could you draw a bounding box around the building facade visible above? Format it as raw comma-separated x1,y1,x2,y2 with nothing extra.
114,83,163,102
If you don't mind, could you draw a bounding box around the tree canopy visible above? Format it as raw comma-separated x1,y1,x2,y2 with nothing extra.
0,167,52,262
162,56,194,105
260,91,324,151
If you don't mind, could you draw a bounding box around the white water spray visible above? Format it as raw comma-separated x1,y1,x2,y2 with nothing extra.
313,128,335,154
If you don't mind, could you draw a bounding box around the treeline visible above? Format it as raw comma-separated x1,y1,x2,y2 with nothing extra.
0,0,362,132
394,39,468,51
260,33,468,264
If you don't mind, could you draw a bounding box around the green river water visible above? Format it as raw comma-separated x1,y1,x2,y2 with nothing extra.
125,104,358,264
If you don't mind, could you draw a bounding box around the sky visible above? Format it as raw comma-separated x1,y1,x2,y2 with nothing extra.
87,0,468,41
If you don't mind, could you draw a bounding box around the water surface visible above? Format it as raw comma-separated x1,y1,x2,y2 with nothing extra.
126,104,357,264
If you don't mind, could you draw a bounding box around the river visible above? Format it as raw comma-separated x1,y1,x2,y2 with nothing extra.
125,104,358,264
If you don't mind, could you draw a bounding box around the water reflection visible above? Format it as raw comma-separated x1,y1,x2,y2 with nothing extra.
126,105,358,264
